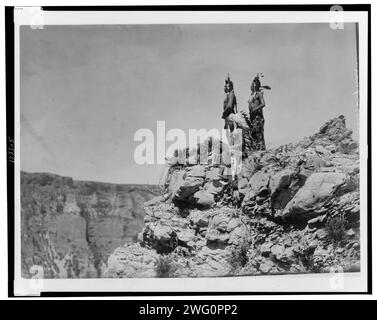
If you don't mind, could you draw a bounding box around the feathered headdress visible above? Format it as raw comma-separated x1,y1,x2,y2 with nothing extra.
253,73,271,90
225,73,234,90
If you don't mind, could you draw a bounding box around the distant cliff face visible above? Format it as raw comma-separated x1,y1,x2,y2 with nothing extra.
21,172,159,278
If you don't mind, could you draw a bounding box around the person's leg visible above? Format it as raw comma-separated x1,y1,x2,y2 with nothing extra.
252,116,265,151
259,118,266,150
251,117,260,151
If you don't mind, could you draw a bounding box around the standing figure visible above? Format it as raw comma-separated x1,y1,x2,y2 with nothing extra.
222,74,237,132
248,74,269,151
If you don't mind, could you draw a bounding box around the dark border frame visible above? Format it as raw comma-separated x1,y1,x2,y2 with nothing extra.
5,4,371,298
6,6,15,298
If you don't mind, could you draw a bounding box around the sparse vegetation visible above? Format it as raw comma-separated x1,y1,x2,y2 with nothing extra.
155,254,176,278
229,239,250,271
326,215,347,242
295,247,317,273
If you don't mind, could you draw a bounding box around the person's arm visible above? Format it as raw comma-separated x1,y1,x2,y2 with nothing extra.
252,92,265,112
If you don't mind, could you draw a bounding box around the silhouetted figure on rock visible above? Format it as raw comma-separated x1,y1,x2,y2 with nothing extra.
222,74,237,132
248,74,270,151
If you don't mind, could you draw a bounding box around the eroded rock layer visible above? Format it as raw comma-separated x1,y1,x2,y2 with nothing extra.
21,172,159,278
106,116,360,278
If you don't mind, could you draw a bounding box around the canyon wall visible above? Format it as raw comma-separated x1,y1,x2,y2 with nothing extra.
21,172,159,278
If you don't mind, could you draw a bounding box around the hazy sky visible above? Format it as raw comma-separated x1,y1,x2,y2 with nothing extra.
20,23,359,184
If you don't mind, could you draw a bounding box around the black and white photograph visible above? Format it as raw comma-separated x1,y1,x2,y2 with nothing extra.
7,5,370,296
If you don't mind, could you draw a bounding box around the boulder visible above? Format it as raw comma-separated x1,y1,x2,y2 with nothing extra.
204,180,225,196
315,145,330,155
318,115,352,142
238,177,249,196
260,242,273,256
241,188,257,211
259,153,277,166
210,212,232,232
173,177,204,201
144,195,163,207
189,211,210,228
177,228,196,244
307,214,327,228
193,180,225,207
270,169,307,211
248,170,270,196
313,247,328,257
228,225,247,245
194,247,231,276
206,228,230,245
226,218,241,232
141,222,178,253
153,224,174,242
339,138,358,154
270,244,285,259
104,243,159,278
331,156,359,175
344,204,360,223
241,156,256,178
282,172,347,220
276,247,295,264
270,169,295,196
167,170,186,198
259,259,276,274
315,228,329,240
167,166,210,202
187,165,206,178
194,189,215,207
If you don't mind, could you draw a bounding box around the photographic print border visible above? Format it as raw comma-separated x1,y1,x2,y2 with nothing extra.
6,4,372,297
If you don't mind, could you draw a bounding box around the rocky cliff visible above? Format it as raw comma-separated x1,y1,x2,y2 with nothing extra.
105,116,360,278
21,172,159,278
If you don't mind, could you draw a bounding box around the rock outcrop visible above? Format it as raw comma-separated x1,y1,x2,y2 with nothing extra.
21,172,159,278
106,116,360,278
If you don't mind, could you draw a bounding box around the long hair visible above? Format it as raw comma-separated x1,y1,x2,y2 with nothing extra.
225,73,234,92
252,73,271,91
252,76,261,91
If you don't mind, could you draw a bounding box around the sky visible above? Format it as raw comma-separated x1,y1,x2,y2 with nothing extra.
20,23,359,184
